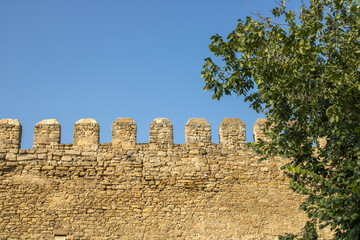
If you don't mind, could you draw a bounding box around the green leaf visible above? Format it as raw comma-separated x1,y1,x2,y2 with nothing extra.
202,1,360,238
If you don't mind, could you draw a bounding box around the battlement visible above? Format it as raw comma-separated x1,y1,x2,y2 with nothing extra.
0,117,267,151
1,116,331,240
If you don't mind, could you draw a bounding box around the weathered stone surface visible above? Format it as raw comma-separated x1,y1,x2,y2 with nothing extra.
253,118,269,143
0,118,333,239
219,118,246,148
17,154,38,161
33,119,61,148
185,118,211,145
73,119,99,148
112,118,136,150
149,118,173,145
64,150,81,156
0,119,22,150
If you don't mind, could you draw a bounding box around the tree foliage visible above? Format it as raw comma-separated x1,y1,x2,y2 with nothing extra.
201,0,360,239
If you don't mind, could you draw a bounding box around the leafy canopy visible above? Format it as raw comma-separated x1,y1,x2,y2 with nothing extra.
201,0,360,239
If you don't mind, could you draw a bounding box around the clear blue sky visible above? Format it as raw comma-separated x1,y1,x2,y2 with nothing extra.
0,0,300,149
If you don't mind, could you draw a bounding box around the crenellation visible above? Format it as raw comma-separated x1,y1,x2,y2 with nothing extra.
73,118,99,149
253,118,269,143
219,118,246,148
0,117,271,149
33,119,61,149
0,119,22,150
185,118,211,145
149,118,173,146
112,118,137,150
0,117,334,239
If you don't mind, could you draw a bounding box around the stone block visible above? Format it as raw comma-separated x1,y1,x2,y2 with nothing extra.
219,118,246,148
0,119,22,150
185,118,211,145
149,118,173,145
33,119,61,148
112,118,136,149
73,119,99,147
253,118,269,143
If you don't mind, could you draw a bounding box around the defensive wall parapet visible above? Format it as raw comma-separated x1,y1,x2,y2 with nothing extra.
0,118,332,239
0,117,264,151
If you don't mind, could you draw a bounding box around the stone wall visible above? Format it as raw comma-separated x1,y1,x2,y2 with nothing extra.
0,118,332,239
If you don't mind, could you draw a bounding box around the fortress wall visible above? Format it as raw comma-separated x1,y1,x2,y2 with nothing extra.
0,118,332,239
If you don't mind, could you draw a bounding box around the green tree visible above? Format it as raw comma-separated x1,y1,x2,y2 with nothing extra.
201,0,360,239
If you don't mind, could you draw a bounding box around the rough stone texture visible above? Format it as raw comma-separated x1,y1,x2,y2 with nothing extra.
149,118,173,145
112,118,136,150
219,118,246,148
0,118,333,239
185,118,211,146
0,119,22,150
73,119,99,149
253,118,269,143
33,119,61,149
